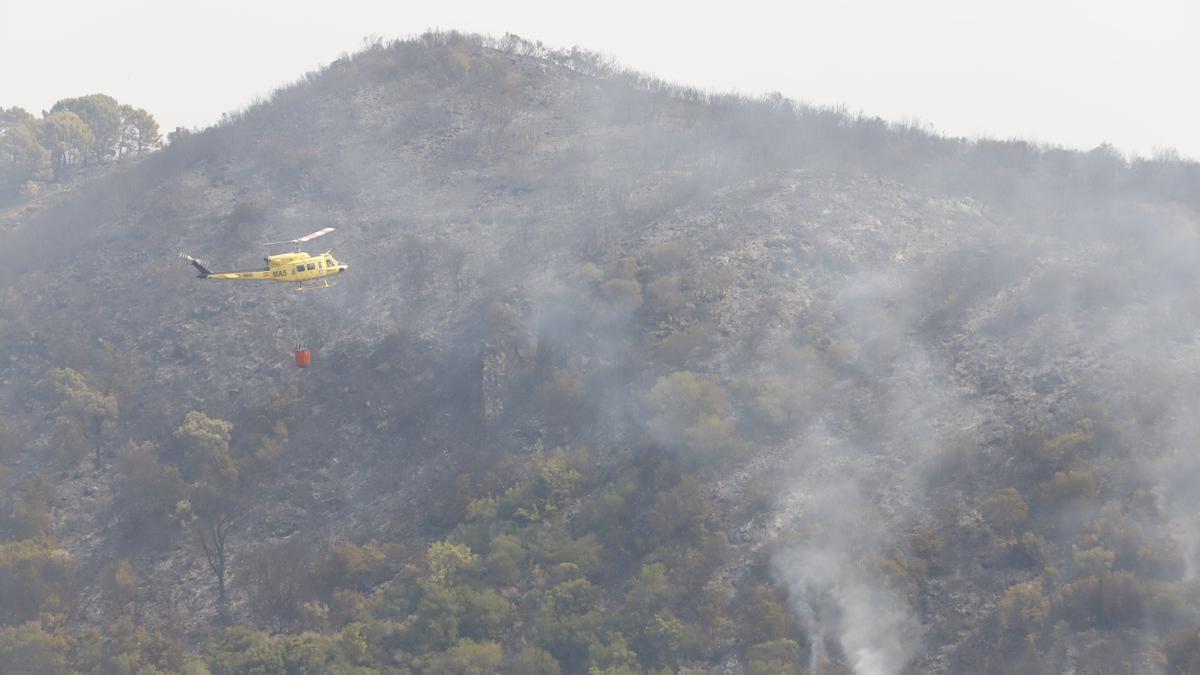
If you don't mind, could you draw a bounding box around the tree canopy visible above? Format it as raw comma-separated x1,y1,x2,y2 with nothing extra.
0,94,162,195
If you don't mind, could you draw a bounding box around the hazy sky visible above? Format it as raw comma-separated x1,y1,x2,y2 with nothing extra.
3,0,1197,159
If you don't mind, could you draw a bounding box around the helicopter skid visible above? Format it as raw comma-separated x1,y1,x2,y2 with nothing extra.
295,279,335,292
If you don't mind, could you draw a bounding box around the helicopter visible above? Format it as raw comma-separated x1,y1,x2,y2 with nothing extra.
180,227,349,291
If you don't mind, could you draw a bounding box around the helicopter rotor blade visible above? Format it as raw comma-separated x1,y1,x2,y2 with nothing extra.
264,227,336,247
296,227,336,242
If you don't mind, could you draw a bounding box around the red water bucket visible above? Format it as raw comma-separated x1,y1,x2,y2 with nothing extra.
295,347,312,368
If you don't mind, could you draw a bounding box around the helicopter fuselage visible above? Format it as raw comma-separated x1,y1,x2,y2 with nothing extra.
190,251,349,283
181,226,348,290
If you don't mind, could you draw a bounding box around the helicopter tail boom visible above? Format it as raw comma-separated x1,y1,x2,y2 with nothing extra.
180,253,212,278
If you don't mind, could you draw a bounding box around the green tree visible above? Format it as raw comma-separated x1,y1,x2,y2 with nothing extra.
509,646,562,674
176,483,242,605
112,440,185,539
105,559,139,617
537,368,587,439
485,534,526,586
167,126,192,145
624,562,674,620
207,627,284,674
50,94,120,162
528,449,583,518
426,541,479,585
981,487,1029,534
118,104,162,156
1072,545,1115,579
995,580,1049,646
0,537,75,624
425,638,504,674
7,475,55,539
1037,467,1097,509
91,615,188,673
646,371,740,464
48,367,117,466
588,632,640,672
0,106,34,129
172,412,241,606
243,539,314,632
409,579,466,651
1006,531,1050,569
746,638,803,675
38,111,94,180
0,122,47,189
312,538,404,595
741,585,791,644
601,278,643,311
643,474,708,542
1060,571,1144,628
0,622,68,674
174,410,236,483
92,342,146,414
458,586,515,640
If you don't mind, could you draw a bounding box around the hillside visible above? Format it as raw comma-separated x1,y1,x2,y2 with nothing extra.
3,31,1200,674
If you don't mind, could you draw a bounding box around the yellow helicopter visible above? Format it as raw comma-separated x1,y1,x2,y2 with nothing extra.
180,227,349,291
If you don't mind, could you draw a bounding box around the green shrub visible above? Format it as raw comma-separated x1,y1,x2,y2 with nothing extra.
0,622,68,674
423,638,503,675
1060,571,1144,628
1165,624,1200,674
995,580,1049,644
741,585,791,644
485,534,526,586
425,541,478,585
1072,546,1114,579
879,555,929,605
646,275,687,315
653,322,716,364
646,372,741,464
314,539,404,594
602,278,643,311
1037,467,1097,509
1142,581,1190,627
587,632,640,672
509,646,561,675
0,537,74,624
746,638,804,675
1006,532,1050,569
457,587,514,640
981,488,1028,534
1036,419,1095,464
6,476,55,540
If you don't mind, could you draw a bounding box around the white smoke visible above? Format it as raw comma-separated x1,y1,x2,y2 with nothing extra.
774,465,921,675
770,268,982,674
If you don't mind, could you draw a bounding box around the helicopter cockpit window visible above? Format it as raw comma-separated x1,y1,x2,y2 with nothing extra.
306,263,316,270
295,265,305,273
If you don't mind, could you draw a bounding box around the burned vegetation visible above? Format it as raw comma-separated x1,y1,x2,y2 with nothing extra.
2,31,1200,674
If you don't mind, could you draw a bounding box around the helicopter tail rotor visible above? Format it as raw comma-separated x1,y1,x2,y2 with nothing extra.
179,253,212,278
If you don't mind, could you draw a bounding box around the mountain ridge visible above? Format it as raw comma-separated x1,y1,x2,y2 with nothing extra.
2,30,1200,674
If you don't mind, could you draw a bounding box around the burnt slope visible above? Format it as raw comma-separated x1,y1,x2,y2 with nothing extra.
2,32,1200,674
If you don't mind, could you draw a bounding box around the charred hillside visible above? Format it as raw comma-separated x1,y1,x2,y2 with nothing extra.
3,31,1200,674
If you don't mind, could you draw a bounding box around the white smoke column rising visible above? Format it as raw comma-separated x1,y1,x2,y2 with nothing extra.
775,476,920,675
768,269,979,674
